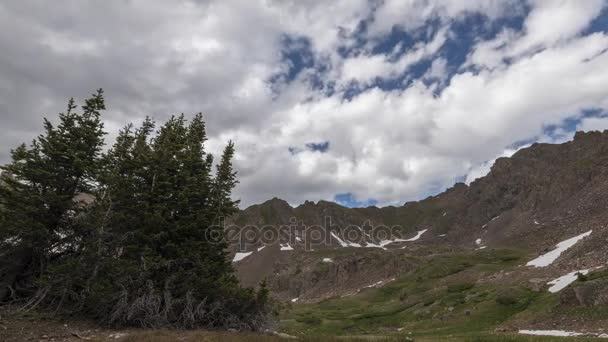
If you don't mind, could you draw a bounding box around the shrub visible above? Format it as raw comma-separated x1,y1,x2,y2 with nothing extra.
495,291,518,306
447,282,475,293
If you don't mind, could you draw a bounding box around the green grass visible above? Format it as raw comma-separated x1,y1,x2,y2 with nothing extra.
278,247,608,341
281,249,532,337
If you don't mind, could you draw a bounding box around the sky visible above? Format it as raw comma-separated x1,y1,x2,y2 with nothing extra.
1,0,608,208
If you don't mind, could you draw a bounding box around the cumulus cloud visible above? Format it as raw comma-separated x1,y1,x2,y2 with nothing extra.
367,0,523,37
340,27,449,86
1,0,608,207
577,116,608,132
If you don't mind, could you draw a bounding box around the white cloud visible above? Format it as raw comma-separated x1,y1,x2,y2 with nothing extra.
577,116,608,132
367,0,522,37
466,0,606,69
340,28,449,86
423,57,448,83
2,0,608,208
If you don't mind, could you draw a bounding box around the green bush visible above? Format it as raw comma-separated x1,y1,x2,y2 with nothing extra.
447,282,475,293
296,313,322,325
577,272,589,282
496,291,519,306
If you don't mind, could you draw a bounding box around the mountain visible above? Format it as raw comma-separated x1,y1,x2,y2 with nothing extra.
227,130,608,336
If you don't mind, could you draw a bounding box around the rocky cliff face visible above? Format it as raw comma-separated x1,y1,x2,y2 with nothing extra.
230,130,608,303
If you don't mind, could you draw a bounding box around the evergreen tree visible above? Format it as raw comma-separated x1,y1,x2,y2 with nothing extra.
0,93,271,330
0,90,106,302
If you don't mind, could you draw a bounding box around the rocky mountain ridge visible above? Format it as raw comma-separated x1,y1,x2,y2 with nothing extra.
229,131,608,319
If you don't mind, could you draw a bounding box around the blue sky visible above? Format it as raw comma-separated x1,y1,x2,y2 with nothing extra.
1,1,608,207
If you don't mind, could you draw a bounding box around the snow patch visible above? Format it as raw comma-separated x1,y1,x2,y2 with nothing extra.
364,242,386,249
518,330,583,337
280,243,294,251
400,229,428,242
330,232,349,247
475,238,482,245
335,229,428,250
547,269,589,293
526,230,592,267
366,230,427,249
365,240,393,250
363,280,384,289
232,251,253,262
481,215,500,229
322,258,333,263
362,278,396,290
291,298,299,303
257,246,266,252
397,229,429,248
347,241,362,247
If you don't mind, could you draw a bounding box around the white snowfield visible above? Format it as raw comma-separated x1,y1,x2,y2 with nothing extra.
475,238,482,245
331,229,428,249
322,258,333,263
547,269,589,293
526,230,592,267
519,330,583,337
232,251,253,262
401,229,428,242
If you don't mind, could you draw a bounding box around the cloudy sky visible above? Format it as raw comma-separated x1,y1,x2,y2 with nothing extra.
1,1,608,208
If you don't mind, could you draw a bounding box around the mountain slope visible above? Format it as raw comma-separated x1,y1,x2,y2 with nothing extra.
229,131,608,336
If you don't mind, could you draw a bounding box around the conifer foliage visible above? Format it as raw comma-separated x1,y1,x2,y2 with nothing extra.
0,91,271,330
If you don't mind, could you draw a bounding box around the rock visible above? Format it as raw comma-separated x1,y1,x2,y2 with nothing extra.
108,333,127,339
464,310,471,316
560,278,608,306
274,332,297,339
264,330,296,339
494,327,508,333
528,278,547,292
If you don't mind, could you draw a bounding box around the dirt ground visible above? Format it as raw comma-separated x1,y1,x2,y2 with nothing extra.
0,312,303,342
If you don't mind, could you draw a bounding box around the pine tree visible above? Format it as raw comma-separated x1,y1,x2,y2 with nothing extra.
0,93,271,330
0,90,106,302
